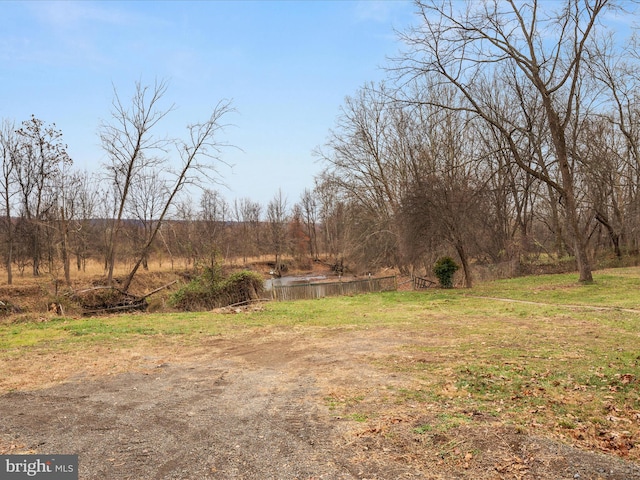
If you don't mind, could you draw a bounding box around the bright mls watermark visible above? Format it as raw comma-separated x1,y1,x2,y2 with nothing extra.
1,455,77,479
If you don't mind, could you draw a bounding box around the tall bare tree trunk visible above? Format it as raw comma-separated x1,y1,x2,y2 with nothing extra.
455,243,473,288
545,105,593,282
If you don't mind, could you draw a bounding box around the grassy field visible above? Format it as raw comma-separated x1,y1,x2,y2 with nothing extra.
1,267,639,461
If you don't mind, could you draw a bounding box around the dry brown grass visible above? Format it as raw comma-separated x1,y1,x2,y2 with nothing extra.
1,269,640,477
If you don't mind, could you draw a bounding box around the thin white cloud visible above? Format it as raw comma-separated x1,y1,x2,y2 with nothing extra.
27,1,134,30
7,1,174,71
354,0,411,23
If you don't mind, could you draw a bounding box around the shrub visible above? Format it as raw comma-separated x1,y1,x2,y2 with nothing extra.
170,267,264,311
433,256,459,288
221,271,265,303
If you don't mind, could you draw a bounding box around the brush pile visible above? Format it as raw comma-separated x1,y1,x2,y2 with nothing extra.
72,287,147,315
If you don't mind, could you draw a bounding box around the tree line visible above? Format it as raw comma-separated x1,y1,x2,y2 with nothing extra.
315,0,640,286
0,80,245,290
0,90,341,289
2,1,639,289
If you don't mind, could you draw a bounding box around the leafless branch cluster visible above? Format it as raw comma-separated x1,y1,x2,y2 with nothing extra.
315,0,640,284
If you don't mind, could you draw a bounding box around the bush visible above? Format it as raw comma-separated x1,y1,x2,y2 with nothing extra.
433,256,459,289
170,267,264,311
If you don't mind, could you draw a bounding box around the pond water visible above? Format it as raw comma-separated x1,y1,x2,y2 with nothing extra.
264,274,328,290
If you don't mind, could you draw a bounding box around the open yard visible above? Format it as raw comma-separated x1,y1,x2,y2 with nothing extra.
1,268,640,478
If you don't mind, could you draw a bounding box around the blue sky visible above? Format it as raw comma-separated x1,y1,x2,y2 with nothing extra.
1,0,414,208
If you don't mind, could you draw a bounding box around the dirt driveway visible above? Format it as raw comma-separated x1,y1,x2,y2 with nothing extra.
1,326,639,479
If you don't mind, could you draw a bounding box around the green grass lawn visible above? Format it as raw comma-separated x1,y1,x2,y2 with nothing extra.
470,267,640,309
1,266,639,458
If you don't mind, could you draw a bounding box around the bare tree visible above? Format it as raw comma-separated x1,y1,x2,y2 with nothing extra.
121,98,234,292
52,165,84,285
0,120,18,284
232,197,262,264
578,118,626,258
299,188,319,260
100,79,173,285
14,116,72,276
589,35,640,253
314,174,351,271
266,189,289,275
199,188,229,265
394,0,623,282
288,203,309,261
474,120,539,272
316,82,417,270
126,168,169,271
171,199,197,269
317,83,401,217
398,92,491,287
100,79,234,291
71,171,103,273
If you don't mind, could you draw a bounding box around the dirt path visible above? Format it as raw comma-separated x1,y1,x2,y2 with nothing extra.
1,328,639,479
465,295,640,314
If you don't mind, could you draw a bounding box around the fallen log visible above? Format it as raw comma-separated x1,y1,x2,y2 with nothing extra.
71,286,148,316
80,299,148,315
140,280,178,299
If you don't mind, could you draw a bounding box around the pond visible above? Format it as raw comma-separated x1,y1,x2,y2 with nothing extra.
264,274,328,290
